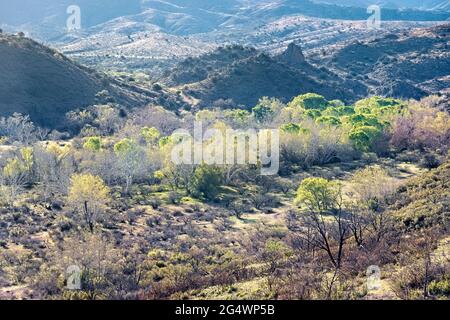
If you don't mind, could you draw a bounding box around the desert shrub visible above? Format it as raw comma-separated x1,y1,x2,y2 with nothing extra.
168,191,183,205
189,165,223,201
429,278,450,296
420,153,441,169
83,136,102,152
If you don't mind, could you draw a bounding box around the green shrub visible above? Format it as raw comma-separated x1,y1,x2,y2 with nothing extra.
348,126,382,152
316,116,341,126
429,279,450,296
289,93,329,110
83,136,102,152
189,165,223,201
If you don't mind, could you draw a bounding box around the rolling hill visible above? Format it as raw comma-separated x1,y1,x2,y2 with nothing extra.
159,23,450,108
0,33,185,129
161,44,367,109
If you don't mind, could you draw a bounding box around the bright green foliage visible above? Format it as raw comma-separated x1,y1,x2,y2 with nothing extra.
323,106,355,117
281,123,301,134
252,103,274,123
346,114,384,129
158,136,172,148
305,109,322,119
429,278,450,296
355,97,405,116
348,126,382,151
83,137,102,152
281,123,309,135
68,174,111,232
289,93,329,110
3,158,26,179
295,177,341,212
114,138,136,156
20,147,34,172
316,116,341,126
3,147,34,179
153,170,165,181
141,127,161,145
189,164,223,200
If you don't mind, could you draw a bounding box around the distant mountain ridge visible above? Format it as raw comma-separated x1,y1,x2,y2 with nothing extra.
160,44,367,109
1,0,448,41
312,0,450,12
160,23,449,109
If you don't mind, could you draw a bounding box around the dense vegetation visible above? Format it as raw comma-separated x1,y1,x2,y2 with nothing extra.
0,91,448,300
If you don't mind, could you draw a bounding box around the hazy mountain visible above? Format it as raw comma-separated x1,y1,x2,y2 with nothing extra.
1,0,448,41
0,0,142,28
312,1,450,12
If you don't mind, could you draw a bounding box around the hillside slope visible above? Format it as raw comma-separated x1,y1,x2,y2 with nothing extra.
389,162,450,229
0,34,185,129
162,44,366,109
326,24,450,99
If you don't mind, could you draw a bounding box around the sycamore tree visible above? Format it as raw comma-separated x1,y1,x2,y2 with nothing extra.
347,166,397,244
68,174,111,233
114,139,144,194
295,177,350,269
0,147,34,204
289,93,329,111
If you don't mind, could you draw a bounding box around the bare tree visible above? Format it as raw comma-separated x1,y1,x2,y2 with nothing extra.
296,178,351,269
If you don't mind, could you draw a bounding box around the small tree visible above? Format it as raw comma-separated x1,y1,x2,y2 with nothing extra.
114,139,143,194
252,103,274,123
0,148,33,204
348,166,397,244
83,137,102,152
229,199,251,220
93,105,121,135
295,177,350,269
68,174,111,232
140,127,160,146
0,113,36,145
251,97,283,123
262,239,292,291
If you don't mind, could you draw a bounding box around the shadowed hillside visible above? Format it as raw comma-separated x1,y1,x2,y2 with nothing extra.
162,44,367,109
0,33,186,129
